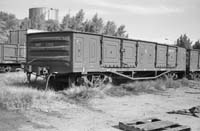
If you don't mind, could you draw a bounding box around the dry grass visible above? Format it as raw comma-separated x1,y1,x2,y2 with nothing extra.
178,77,190,87
104,78,181,97
165,78,181,89
0,72,192,111
58,78,182,101
0,72,57,111
58,86,104,104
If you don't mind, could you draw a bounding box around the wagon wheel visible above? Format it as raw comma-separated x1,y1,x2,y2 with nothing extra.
170,73,178,80
165,73,178,80
158,73,177,81
5,66,11,72
26,72,32,83
158,74,167,80
192,73,200,81
83,74,112,88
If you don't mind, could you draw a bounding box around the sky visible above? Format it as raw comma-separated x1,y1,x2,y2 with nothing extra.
0,0,200,44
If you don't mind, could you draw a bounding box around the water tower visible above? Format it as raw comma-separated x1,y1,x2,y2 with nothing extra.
29,7,59,28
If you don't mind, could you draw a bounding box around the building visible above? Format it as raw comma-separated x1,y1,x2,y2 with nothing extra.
29,7,59,28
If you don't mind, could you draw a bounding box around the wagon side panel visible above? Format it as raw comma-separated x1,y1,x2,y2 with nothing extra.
167,46,177,68
3,44,17,62
102,37,120,68
189,50,199,72
10,30,19,44
137,42,155,70
27,32,73,74
73,34,84,72
10,30,27,46
0,44,2,63
122,40,137,68
18,45,26,62
18,30,27,46
156,44,167,68
73,33,101,73
88,36,100,71
176,47,186,71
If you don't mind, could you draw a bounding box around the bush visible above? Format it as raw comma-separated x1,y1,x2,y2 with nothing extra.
104,79,183,97
164,78,181,88
179,77,190,87
59,86,104,104
104,85,131,97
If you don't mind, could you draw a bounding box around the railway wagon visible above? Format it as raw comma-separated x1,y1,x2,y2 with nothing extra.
0,43,25,72
9,29,45,46
0,30,27,72
9,30,27,46
0,29,46,72
26,31,186,87
188,49,200,79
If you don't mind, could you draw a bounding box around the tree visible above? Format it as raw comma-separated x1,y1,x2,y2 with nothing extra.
0,21,7,42
60,9,128,37
83,19,92,32
0,11,19,42
193,40,200,49
75,9,85,31
103,21,116,36
115,24,127,37
90,13,103,33
45,20,60,31
69,9,85,31
60,14,71,31
176,34,192,49
20,17,31,30
83,14,103,33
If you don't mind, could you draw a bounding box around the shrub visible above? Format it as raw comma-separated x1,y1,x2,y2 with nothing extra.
179,77,190,87
165,78,181,88
59,86,103,104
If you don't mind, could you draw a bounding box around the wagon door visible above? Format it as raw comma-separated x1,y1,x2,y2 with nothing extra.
122,40,137,67
167,47,177,68
102,37,120,67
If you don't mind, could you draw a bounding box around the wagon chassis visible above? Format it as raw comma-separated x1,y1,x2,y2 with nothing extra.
27,69,180,90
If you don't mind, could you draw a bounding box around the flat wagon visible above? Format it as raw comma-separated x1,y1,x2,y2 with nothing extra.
26,31,186,87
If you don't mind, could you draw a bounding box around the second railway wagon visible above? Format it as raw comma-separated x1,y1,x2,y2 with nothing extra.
0,29,45,72
187,49,200,79
26,31,186,87
0,30,27,72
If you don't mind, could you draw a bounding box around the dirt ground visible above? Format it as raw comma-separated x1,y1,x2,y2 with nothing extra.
1,85,200,131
